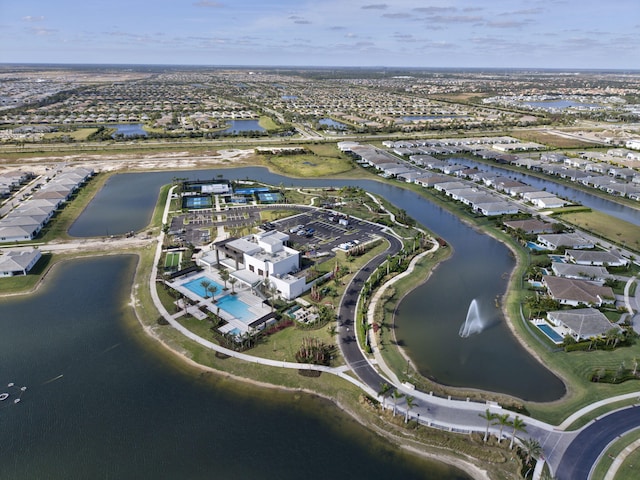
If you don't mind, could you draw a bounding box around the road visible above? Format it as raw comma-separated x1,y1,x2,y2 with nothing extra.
556,405,640,479
337,229,403,389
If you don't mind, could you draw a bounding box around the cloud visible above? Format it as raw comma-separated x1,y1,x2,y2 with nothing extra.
27,26,57,36
426,15,484,24
487,20,533,28
22,15,45,22
393,33,416,42
498,8,544,16
289,15,311,25
193,1,224,7
362,4,388,10
383,13,412,19
413,7,456,14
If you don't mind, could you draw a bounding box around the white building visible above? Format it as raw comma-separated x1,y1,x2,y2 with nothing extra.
211,231,308,300
0,248,42,276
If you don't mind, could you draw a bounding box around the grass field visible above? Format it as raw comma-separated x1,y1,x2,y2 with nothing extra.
262,143,355,177
258,116,279,131
511,129,599,149
554,210,640,253
43,127,100,141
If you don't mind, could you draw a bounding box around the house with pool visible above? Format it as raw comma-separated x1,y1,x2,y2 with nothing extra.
546,308,621,341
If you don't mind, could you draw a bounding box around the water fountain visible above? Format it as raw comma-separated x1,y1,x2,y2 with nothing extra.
458,299,485,338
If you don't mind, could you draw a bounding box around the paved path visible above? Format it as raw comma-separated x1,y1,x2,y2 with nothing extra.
26,184,638,479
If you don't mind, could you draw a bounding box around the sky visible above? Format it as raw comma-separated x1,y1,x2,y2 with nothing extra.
1,0,638,69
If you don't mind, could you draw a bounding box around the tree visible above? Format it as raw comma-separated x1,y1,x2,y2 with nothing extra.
200,279,212,299
404,395,415,424
479,409,498,442
509,416,527,449
378,382,392,409
229,277,237,294
520,437,542,468
493,413,511,445
219,268,230,289
392,390,404,417
210,285,218,302
263,279,278,312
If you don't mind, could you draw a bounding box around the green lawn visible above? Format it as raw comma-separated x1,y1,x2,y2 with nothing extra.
258,116,279,131
590,429,640,480
554,210,640,254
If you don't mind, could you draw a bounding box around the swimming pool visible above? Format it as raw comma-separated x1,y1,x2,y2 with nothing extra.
526,241,548,251
216,295,254,322
536,323,564,344
182,277,225,298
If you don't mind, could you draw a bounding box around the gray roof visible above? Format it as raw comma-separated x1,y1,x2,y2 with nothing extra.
0,249,41,273
542,275,615,305
547,308,619,339
566,249,627,265
551,262,609,280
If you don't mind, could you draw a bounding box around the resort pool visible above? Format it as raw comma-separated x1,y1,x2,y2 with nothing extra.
536,323,564,344
182,277,225,298
216,295,254,322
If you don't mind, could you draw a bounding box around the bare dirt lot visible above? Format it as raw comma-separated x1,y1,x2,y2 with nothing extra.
0,149,258,176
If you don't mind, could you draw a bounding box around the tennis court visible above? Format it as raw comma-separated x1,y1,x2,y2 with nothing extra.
257,192,283,203
164,252,181,268
182,195,213,209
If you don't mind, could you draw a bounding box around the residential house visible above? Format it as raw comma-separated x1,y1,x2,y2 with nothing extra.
565,249,629,267
547,308,620,341
537,233,594,251
542,275,615,307
0,248,42,276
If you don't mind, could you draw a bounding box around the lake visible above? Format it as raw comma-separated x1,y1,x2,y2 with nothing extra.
220,119,265,134
0,255,466,479
68,167,566,401
110,123,148,137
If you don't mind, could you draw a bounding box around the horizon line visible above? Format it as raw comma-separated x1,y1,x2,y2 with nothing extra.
0,62,638,73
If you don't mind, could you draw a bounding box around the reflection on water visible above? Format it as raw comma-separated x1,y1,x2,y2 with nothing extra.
0,256,468,480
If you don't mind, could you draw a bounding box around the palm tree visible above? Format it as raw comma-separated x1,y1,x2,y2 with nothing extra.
493,413,511,445
229,277,237,294
520,437,542,467
378,382,392,409
210,285,218,302
509,416,527,449
404,395,415,424
219,268,230,290
391,390,404,417
479,409,498,442
199,279,212,299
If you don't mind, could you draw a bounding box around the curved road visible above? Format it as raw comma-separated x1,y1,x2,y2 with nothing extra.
337,229,403,389
556,405,640,479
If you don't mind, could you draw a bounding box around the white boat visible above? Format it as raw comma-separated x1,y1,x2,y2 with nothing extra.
0,393,9,401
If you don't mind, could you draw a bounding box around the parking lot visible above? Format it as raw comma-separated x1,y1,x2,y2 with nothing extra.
169,204,384,257
271,209,382,257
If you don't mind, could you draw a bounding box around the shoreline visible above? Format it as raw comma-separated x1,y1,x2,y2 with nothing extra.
130,277,488,479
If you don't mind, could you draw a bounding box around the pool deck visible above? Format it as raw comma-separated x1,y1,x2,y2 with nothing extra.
169,272,272,335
